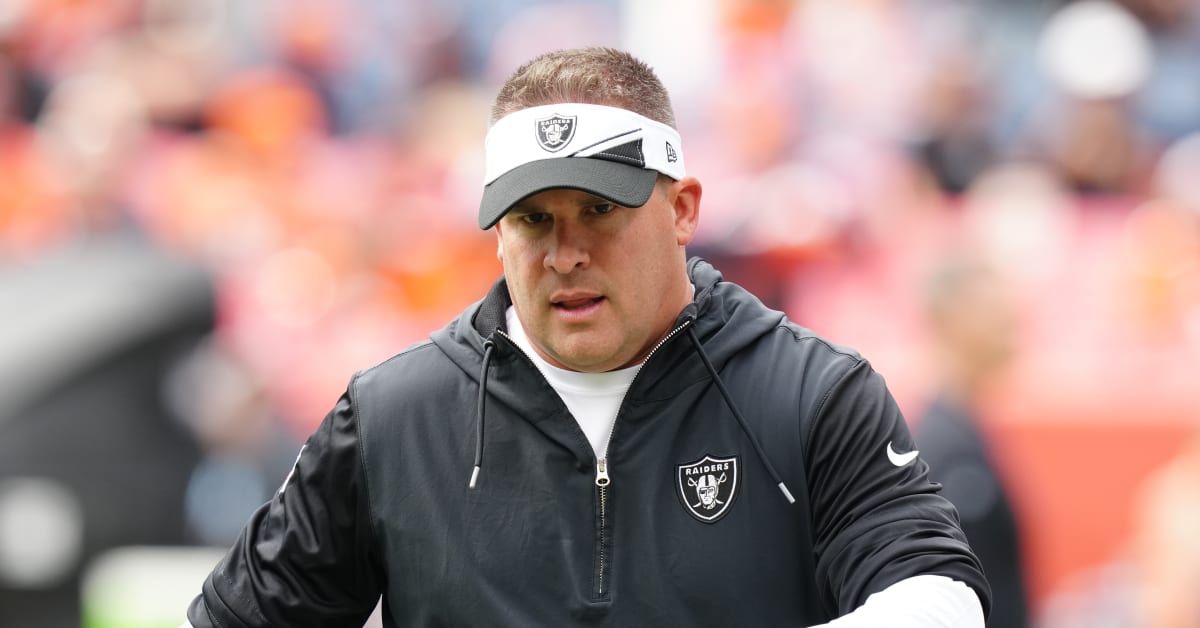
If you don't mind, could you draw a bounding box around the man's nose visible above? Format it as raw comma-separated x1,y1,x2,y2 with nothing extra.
544,222,590,273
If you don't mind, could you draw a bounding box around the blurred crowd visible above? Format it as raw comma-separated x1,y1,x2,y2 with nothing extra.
2,0,1200,626
4,0,1200,425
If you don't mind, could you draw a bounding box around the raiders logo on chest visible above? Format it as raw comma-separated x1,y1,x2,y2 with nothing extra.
675,454,740,524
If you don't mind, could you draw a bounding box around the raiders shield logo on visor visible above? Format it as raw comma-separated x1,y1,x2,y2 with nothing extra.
535,114,577,152
676,454,740,524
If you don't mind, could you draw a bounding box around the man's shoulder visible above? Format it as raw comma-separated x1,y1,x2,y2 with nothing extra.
718,321,874,425
753,317,867,376
352,339,458,396
362,338,440,370
698,272,865,372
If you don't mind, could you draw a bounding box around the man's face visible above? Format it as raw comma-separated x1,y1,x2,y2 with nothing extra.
495,177,700,372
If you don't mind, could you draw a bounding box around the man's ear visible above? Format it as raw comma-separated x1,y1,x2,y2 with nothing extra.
671,176,702,247
494,228,504,262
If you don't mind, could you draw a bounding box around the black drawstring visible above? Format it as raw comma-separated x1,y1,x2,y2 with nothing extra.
469,340,495,489
686,327,796,504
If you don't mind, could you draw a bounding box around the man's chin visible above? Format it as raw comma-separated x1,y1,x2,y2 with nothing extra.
544,344,625,373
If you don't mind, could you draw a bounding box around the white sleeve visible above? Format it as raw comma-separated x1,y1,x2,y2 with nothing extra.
808,575,984,628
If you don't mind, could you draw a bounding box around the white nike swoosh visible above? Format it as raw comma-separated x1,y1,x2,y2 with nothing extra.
887,442,919,467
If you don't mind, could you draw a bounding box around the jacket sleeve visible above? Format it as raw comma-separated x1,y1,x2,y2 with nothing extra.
804,358,991,619
186,381,383,627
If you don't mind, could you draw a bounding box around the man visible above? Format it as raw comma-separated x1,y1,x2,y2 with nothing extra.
186,47,989,627
915,257,1030,628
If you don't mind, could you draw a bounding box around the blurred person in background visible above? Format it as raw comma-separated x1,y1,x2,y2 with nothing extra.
184,47,990,627
1018,0,1160,195
914,255,1031,628
907,7,1001,195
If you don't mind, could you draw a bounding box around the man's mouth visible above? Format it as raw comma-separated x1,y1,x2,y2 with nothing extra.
552,296,605,311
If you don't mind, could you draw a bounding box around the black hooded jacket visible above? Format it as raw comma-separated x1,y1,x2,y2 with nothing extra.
188,258,990,627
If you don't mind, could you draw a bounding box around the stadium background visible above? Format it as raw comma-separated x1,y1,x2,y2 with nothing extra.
1,0,1199,626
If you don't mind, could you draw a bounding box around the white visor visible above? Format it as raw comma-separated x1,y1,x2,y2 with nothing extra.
478,103,686,229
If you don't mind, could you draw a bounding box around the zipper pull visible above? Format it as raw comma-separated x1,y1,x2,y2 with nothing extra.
595,458,611,487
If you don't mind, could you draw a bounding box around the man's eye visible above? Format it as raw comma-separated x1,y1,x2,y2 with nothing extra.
520,213,550,225
591,203,615,215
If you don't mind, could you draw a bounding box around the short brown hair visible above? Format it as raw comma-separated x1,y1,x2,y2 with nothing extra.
490,47,677,129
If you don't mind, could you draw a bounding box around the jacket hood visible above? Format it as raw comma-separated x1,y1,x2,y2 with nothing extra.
684,257,787,373
430,257,786,385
